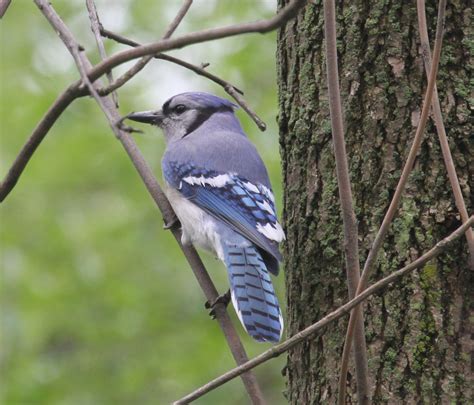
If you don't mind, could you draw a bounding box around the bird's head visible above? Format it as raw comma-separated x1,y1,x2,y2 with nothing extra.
126,92,238,142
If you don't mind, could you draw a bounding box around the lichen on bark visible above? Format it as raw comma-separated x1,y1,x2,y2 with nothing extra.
277,1,473,403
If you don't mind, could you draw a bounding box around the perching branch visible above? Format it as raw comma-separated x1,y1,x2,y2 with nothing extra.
416,0,474,271
322,1,369,403
33,0,266,403
337,1,447,402
0,0,306,202
173,216,473,404
100,29,266,130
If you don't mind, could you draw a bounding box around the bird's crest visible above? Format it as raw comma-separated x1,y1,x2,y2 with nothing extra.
164,92,237,112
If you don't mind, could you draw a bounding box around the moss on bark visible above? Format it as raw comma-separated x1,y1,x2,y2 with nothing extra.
277,1,473,403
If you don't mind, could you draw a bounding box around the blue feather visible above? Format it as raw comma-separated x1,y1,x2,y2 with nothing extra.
223,244,282,342
163,161,283,267
183,92,237,111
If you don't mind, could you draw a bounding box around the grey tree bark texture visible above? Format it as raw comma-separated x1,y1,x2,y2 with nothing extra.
277,1,473,403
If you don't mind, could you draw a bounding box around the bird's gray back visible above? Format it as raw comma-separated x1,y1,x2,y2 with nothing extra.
163,128,271,188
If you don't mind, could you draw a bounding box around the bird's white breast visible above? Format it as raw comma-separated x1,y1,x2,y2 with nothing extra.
165,186,224,260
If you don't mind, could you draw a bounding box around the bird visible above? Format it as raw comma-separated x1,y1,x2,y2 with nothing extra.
126,92,285,342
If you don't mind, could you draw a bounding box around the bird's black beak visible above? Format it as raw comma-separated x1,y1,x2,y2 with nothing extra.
125,110,164,126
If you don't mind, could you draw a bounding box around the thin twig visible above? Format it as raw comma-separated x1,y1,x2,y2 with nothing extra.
34,1,266,403
337,1,448,402
86,0,118,107
224,85,266,131
0,0,12,18
322,0,369,403
173,216,473,404
33,0,104,121
0,84,80,202
416,0,474,271
100,29,266,131
0,0,306,202
162,0,193,39
97,56,152,96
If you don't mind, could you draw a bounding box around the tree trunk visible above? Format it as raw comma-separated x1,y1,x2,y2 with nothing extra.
277,1,473,403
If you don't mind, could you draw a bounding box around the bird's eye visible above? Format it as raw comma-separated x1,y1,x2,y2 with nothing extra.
174,104,186,115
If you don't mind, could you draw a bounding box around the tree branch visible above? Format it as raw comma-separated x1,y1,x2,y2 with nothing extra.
0,0,12,19
173,216,473,404
161,0,193,39
86,0,118,107
97,54,153,96
0,0,306,202
416,0,474,271
338,1,448,401
0,84,81,202
224,85,267,131
33,1,266,403
322,1,369,403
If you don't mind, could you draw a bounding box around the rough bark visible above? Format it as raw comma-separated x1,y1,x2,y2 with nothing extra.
277,1,473,403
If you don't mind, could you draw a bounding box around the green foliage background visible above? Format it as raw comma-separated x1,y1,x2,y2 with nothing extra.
0,1,286,404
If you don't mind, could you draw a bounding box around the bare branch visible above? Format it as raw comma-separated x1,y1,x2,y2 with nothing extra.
100,29,267,131
34,1,266,403
126,53,239,94
416,0,474,270
100,29,157,51
224,85,266,131
0,84,80,202
162,0,193,39
322,1,369,403
97,56,152,96
173,216,473,404
0,0,12,19
338,0,448,399
86,0,118,107
34,0,109,127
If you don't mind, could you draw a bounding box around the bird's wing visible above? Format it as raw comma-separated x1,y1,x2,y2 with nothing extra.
163,160,284,262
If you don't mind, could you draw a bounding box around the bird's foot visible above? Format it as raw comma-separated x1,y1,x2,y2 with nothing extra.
205,289,231,319
163,215,180,230
116,117,143,134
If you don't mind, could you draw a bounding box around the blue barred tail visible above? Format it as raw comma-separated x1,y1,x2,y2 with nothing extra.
222,244,283,342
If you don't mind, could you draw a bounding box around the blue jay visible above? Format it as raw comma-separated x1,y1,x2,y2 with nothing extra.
127,92,284,342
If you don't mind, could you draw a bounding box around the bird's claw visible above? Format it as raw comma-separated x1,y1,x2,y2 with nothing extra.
163,215,180,230
205,289,231,319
